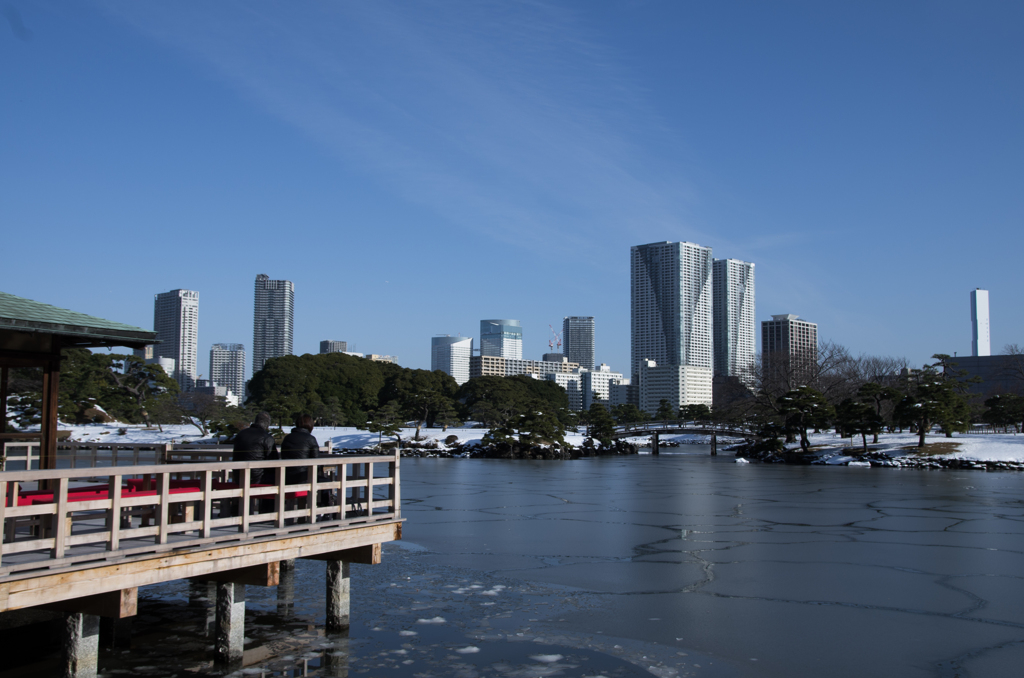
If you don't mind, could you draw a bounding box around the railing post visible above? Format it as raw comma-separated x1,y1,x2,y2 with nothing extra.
309,463,318,524
158,472,170,544
339,459,348,520
240,468,251,534
108,475,122,551
52,476,69,558
201,469,213,539
390,451,400,516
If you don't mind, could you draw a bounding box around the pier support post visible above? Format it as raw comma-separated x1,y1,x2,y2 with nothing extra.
100,616,133,650
711,433,717,456
214,582,246,672
278,559,296,617
652,432,660,455
326,560,351,634
62,612,99,678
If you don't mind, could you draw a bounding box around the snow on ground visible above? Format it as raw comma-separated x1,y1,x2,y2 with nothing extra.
13,423,1024,464
801,430,1024,465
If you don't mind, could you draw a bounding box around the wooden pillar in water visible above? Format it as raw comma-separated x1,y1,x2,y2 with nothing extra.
214,582,246,671
652,432,660,456
62,612,100,678
278,559,296,616
326,560,351,634
711,433,718,456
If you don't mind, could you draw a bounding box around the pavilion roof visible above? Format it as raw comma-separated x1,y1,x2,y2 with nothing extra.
0,291,156,349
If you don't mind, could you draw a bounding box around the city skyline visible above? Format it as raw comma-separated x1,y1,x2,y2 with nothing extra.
3,3,1021,374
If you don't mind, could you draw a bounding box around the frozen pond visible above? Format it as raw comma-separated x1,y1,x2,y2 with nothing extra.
11,450,1023,677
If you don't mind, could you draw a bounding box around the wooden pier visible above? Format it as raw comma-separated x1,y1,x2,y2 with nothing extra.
0,291,403,675
1,454,401,675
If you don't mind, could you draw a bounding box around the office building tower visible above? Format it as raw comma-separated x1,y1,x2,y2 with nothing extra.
320,340,348,354
432,336,473,385
480,319,522,360
153,289,199,391
971,289,990,357
712,259,756,379
761,314,818,388
543,353,564,362
563,316,595,370
630,241,714,409
581,364,626,410
253,274,294,374
210,343,246,404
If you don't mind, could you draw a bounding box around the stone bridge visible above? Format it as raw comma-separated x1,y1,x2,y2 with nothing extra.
611,421,757,455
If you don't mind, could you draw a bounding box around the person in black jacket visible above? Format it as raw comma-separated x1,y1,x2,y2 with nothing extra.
281,414,320,485
232,411,278,485
231,411,278,515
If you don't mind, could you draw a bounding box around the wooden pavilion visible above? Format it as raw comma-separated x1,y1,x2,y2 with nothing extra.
0,290,157,467
0,291,402,677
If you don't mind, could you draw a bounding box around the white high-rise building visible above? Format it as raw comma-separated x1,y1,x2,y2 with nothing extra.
431,335,473,385
480,319,522,360
546,372,584,411
631,241,713,404
581,364,626,410
971,289,990,357
153,289,198,391
253,274,294,374
210,343,246,404
563,316,595,370
713,259,756,379
639,360,713,414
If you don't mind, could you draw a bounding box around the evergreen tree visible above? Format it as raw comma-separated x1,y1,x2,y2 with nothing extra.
588,402,615,447
894,366,972,447
655,399,676,421
983,394,1024,433
680,403,712,422
836,398,882,452
778,386,834,452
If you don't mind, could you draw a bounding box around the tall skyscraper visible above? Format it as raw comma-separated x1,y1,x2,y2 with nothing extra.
210,343,246,401
480,319,522,359
971,289,990,357
320,340,348,354
431,335,473,385
630,242,713,411
712,259,756,378
253,274,294,374
153,289,199,390
761,314,818,388
563,316,595,370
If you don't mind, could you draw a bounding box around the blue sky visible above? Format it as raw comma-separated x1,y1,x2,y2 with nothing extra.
2,1,1021,381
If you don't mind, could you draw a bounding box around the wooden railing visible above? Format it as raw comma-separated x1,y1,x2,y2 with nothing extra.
1,441,337,471
0,453,400,576
1,442,172,472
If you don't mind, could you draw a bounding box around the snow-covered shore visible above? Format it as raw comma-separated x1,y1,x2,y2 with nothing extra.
9,424,1024,467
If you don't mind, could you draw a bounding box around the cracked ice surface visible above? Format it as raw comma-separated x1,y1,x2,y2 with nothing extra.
86,452,1024,677
399,454,1024,677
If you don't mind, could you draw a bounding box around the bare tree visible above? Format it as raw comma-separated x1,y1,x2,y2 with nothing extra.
179,392,229,437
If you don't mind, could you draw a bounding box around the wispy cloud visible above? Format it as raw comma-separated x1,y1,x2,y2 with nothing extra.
97,0,704,256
